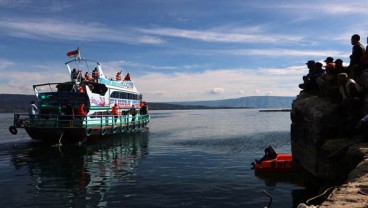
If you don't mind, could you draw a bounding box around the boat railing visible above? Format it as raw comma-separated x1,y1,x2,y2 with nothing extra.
13,113,150,129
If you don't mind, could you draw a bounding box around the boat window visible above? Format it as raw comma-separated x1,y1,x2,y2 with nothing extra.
110,91,141,100
111,91,119,98
122,92,128,99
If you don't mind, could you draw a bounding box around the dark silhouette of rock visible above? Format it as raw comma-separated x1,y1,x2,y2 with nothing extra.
291,90,368,207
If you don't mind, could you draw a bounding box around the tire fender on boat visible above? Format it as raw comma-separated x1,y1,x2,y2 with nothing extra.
86,128,92,137
112,126,118,134
101,127,107,136
9,126,17,135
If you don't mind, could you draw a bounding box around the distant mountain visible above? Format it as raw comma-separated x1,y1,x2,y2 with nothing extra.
147,103,247,110
169,96,295,109
0,94,294,113
0,94,36,113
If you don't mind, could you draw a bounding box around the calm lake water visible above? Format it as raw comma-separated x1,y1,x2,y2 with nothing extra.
0,109,313,207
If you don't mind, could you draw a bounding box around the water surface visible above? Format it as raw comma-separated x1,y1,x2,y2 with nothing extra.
0,109,312,207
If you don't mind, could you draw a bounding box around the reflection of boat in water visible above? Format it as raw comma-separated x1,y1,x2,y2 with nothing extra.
254,169,305,187
251,146,292,172
9,48,150,144
10,132,149,207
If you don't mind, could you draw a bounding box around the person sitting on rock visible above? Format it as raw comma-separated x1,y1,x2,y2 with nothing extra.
324,56,335,66
360,36,368,70
316,63,339,97
351,64,368,92
299,61,325,91
338,73,362,110
334,59,349,75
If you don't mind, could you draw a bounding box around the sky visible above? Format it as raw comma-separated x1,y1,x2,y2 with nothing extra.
0,0,368,102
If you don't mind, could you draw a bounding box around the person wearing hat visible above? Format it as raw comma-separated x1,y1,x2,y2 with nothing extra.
349,34,366,67
305,60,315,73
299,61,325,90
317,63,339,96
299,60,315,89
324,57,334,64
334,59,349,75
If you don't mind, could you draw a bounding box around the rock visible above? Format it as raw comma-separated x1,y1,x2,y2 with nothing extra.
291,90,368,207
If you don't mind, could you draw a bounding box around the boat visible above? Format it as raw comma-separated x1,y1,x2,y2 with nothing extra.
251,146,292,171
9,48,150,144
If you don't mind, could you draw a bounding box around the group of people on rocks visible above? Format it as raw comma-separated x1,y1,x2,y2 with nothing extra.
299,34,368,129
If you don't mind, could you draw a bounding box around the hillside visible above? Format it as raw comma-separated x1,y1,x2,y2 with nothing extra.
170,96,295,108
0,94,294,113
0,94,36,113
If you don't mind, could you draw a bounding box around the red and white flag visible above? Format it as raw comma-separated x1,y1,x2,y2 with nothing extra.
66,48,79,58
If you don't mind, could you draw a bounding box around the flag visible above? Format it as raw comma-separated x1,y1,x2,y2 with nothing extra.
66,48,79,58
124,73,131,81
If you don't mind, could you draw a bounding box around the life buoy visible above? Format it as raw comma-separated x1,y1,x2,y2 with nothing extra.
9,126,17,135
121,124,126,132
86,128,92,137
101,127,107,136
127,124,132,132
112,126,118,134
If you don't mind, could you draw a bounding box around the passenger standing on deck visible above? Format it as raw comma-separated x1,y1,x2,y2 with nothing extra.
129,105,137,122
28,101,38,119
71,68,79,82
349,34,366,68
111,103,119,124
78,103,86,116
84,72,92,81
92,67,99,82
116,71,122,81
140,102,148,115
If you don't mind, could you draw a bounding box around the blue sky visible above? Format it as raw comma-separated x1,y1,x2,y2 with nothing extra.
0,0,367,102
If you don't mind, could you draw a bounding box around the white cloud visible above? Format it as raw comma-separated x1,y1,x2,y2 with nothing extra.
210,88,225,94
263,1,367,15
0,59,306,103
0,0,71,11
0,18,163,45
1,63,304,102
140,27,302,44
0,59,14,69
134,66,304,102
227,49,349,57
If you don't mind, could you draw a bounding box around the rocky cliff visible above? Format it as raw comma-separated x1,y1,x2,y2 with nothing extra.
291,90,368,207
